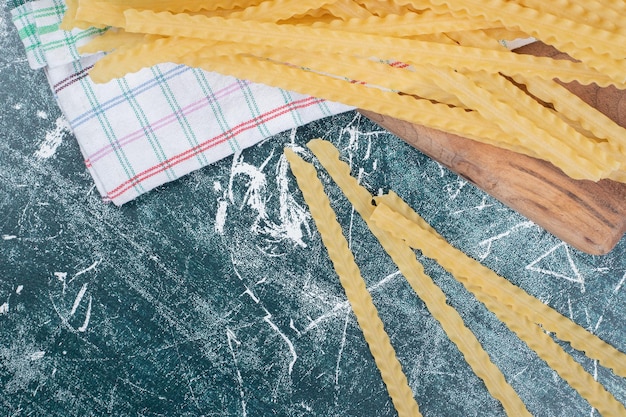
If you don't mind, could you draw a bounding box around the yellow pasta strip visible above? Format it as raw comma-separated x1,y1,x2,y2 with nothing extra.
186,8,249,19
229,0,336,22
354,0,415,16
478,27,532,44
234,43,467,107
423,66,618,180
609,170,626,183
121,10,620,87
308,139,532,417
515,0,626,35
372,191,626,381
429,0,626,81
469,71,619,171
75,0,127,28
88,36,210,83
168,52,528,153
430,0,626,59
311,9,501,37
323,0,373,19
445,28,626,158
369,201,626,416
101,0,265,13
512,73,626,154
445,28,508,50
283,148,421,417
59,0,93,31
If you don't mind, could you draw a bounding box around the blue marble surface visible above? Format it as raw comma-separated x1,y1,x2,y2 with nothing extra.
1,5,625,416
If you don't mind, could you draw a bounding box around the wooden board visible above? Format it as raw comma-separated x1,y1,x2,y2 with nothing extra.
360,42,626,255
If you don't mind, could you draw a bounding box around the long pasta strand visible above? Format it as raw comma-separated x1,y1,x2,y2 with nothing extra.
372,191,626,381
369,201,626,416
171,53,516,148
283,148,421,417
121,9,620,87
308,139,532,417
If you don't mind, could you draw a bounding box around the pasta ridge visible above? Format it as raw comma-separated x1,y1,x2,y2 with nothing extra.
429,0,626,60
121,9,620,87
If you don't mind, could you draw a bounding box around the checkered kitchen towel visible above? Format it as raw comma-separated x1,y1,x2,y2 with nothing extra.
9,0,352,205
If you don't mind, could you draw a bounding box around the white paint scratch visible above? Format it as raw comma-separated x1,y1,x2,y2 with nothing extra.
335,310,351,384
526,242,585,292
289,319,301,336
477,221,535,260
567,297,574,320
2,234,17,240
242,286,260,304
34,116,71,159
71,258,101,282
55,271,68,294
226,328,247,417
54,272,68,280
214,180,229,235
29,351,45,361
16,285,23,295
452,196,495,215
227,150,311,247
78,296,92,332
70,283,88,317
614,272,626,294
264,309,297,375
444,179,467,200
228,151,268,215
273,153,311,248
0,302,8,315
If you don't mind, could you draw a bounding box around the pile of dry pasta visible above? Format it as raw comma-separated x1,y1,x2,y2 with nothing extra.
286,139,626,417
63,0,626,184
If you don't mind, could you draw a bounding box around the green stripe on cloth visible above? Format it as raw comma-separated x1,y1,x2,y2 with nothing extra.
75,59,147,197
151,66,210,167
30,3,65,20
191,68,240,155
238,79,273,139
36,22,59,35
10,3,47,68
280,89,305,127
119,74,178,182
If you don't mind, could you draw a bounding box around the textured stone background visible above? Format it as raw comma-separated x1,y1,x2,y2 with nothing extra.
1,5,625,416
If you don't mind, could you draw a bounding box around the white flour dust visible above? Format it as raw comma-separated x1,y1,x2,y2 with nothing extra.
34,116,71,159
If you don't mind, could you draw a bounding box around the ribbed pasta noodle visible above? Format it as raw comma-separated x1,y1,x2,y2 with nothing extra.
307,139,532,417
372,191,626,382
284,148,422,417
66,0,626,183
368,199,626,415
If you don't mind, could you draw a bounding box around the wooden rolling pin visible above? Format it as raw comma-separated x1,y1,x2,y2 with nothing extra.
359,42,626,255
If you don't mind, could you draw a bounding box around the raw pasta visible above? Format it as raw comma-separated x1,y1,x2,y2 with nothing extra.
66,0,626,184
307,139,532,417
283,148,421,417
369,200,626,415
292,138,626,416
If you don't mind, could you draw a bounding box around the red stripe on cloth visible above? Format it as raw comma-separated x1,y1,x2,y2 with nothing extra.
104,96,325,200
85,80,243,165
389,61,410,69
